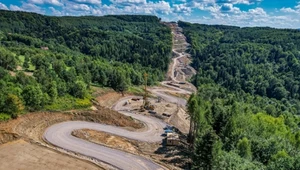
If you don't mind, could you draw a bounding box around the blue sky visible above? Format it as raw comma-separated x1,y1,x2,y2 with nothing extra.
0,0,299,28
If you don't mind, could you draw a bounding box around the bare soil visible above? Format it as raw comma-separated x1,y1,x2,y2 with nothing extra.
168,107,190,134
0,107,143,143
0,139,101,170
9,66,34,77
0,106,143,170
96,92,124,108
164,91,190,100
73,129,191,169
122,98,178,117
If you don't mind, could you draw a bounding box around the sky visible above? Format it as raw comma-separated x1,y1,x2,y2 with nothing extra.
0,0,300,28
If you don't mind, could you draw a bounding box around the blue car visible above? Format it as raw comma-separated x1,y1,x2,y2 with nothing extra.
165,129,173,134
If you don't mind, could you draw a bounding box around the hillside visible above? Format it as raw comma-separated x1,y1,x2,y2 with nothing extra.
179,21,300,169
0,10,172,119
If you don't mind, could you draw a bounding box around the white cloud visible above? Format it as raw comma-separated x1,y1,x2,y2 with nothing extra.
71,3,91,11
70,0,101,6
29,0,63,6
10,5,22,11
122,1,172,14
280,2,300,14
215,0,262,5
111,0,146,5
9,2,44,14
49,6,63,15
280,7,299,14
220,3,240,13
173,3,192,15
2,0,300,28
248,7,266,16
187,6,300,28
0,2,8,10
296,2,300,9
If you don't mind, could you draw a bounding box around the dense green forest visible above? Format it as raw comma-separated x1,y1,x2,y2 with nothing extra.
0,10,172,119
179,21,300,169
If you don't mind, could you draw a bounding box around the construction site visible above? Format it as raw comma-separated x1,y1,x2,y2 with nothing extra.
0,23,195,170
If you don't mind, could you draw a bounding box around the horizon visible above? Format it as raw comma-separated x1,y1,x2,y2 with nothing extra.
0,0,300,29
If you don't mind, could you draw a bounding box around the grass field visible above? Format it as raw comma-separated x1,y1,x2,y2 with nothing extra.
44,95,92,111
0,113,11,121
18,55,35,71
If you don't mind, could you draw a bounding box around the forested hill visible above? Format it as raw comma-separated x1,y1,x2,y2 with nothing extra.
0,10,172,119
179,21,300,169
180,21,300,112
0,10,171,71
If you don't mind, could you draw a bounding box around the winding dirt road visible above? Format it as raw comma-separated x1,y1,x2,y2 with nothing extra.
43,24,194,170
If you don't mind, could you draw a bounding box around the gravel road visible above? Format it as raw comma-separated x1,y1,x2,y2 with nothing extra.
43,25,193,170
44,120,166,170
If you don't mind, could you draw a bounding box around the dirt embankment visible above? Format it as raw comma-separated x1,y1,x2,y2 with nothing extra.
0,106,143,144
0,106,143,170
93,87,124,108
73,129,191,169
0,130,19,145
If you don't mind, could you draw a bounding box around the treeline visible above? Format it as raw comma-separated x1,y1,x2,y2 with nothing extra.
0,11,172,119
179,21,300,169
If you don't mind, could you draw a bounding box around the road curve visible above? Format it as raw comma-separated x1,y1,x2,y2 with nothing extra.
44,121,165,170
44,25,193,170
150,86,188,107
44,109,167,170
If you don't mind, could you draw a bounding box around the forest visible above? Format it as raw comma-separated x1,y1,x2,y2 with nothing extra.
0,10,172,119
179,21,300,169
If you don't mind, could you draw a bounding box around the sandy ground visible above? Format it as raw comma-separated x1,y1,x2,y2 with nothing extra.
0,139,101,170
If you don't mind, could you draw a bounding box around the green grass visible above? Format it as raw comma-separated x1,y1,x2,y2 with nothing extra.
18,55,35,71
44,95,92,111
0,113,11,121
19,55,25,63
127,86,145,96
